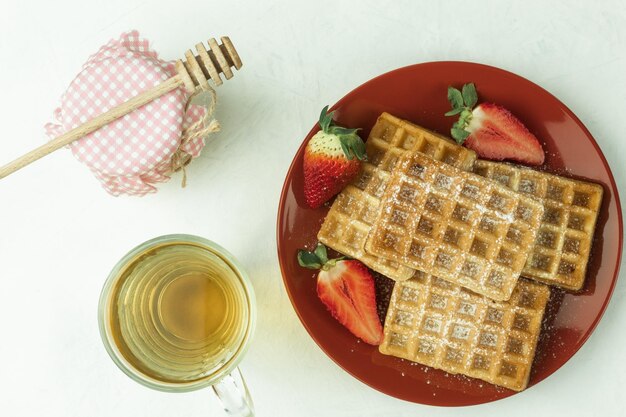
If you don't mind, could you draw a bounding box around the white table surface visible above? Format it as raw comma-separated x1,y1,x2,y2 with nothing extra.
1,0,624,416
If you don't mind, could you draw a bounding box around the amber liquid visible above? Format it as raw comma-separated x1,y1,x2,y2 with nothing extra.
159,274,227,341
108,243,250,383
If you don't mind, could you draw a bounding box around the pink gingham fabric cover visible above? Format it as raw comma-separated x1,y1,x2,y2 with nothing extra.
45,31,207,196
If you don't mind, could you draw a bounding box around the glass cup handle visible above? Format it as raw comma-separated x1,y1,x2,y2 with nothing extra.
212,367,254,417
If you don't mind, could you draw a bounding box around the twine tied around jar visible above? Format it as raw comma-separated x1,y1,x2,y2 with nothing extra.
170,87,220,187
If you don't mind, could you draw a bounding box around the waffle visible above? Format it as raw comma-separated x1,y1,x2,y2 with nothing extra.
318,113,477,281
473,160,604,291
379,273,550,391
366,151,544,300
366,112,476,173
318,164,415,280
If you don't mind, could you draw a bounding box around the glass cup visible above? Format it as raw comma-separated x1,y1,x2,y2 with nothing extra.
98,234,256,416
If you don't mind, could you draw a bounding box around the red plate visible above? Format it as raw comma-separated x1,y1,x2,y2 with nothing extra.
276,62,622,406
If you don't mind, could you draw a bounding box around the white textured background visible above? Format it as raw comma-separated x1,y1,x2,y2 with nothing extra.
0,0,624,416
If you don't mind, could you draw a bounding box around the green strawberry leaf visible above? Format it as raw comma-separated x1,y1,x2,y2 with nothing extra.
313,243,328,264
444,108,463,116
318,105,334,133
339,134,366,160
297,243,347,271
462,83,478,108
445,83,479,145
315,105,366,160
339,140,352,160
297,249,322,270
331,126,358,136
451,127,470,144
319,105,328,125
447,86,464,109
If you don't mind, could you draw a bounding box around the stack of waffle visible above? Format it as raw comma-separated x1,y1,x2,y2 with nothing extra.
317,112,603,391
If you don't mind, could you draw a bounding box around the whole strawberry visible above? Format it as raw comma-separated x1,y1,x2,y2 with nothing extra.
303,106,366,208
445,83,545,165
298,243,383,345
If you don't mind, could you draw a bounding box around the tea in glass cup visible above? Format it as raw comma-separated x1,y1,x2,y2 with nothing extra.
98,235,256,416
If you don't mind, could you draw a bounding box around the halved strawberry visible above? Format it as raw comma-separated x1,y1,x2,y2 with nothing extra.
445,83,545,165
297,244,383,345
303,106,365,208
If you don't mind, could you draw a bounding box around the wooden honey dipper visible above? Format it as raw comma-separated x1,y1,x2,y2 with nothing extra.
0,37,242,180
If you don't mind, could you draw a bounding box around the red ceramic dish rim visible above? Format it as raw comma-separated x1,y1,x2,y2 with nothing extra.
276,60,623,406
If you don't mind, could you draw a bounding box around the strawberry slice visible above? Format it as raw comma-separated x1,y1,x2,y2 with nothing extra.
445,83,545,165
303,106,365,208
297,244,383,345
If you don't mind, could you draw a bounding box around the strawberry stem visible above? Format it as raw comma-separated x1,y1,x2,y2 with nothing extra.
445,83,478,145
297,243,346,271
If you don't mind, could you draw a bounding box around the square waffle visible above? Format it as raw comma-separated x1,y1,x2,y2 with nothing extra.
366,112,476,173
365,151,544,300
379,272,550,391
317,113,477,281
473,160,604,290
